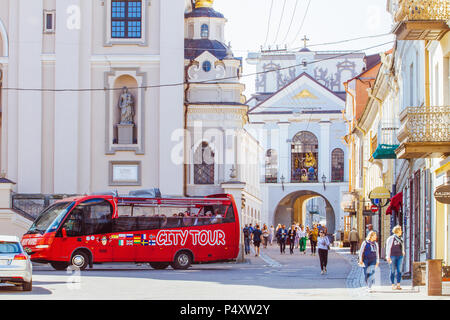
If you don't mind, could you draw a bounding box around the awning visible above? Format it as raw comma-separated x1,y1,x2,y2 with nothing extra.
372,144,400,159
386,192,403,215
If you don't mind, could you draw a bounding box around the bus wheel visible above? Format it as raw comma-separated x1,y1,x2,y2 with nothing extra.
149,262,169,270
50,262,69,271
70,251,89,270
171,251,192,270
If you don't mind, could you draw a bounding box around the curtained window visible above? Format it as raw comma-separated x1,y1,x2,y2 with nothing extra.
331,148,344,182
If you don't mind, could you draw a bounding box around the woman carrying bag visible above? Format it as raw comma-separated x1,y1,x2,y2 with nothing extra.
386,225,405,290
358,231,379,292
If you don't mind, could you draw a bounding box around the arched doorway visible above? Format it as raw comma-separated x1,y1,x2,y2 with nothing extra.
273,190,336,234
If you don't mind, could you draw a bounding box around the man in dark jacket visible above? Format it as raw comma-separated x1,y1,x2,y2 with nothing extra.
277,224,288,254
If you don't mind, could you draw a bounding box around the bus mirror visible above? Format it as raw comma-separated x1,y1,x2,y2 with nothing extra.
61,228,67,238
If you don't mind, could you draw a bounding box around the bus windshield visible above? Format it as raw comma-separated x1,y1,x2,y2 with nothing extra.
26,201,75,235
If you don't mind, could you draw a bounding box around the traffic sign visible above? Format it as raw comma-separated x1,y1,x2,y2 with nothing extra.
371,205,378,213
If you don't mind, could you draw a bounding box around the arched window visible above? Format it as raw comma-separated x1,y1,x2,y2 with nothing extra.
201,24,209,39
331,148,344,182
194,142,215,185
265,149,278,183
291,131,318,182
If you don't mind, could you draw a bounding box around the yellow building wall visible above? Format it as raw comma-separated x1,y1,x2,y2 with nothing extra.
435,201,446,261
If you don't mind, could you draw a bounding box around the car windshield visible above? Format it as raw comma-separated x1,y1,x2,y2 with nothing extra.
0,241,21,254
26,201,75,235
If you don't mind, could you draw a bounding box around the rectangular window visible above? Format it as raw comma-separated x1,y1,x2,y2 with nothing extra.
43,10,55,33
111,1,142,39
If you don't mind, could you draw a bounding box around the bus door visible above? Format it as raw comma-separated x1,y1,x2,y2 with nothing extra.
54,207,85,261
133,205,165,262
55,198,114,263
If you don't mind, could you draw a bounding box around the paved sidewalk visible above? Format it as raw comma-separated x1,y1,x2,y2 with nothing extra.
335,246,450,299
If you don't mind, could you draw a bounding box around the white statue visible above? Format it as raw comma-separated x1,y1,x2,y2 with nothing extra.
118,87,134,124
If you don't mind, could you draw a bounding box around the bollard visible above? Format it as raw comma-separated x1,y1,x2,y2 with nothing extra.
426,259,442,296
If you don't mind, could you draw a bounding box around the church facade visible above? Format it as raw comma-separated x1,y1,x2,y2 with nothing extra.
0,0,186,196
0,0,261,232
246,46,368,234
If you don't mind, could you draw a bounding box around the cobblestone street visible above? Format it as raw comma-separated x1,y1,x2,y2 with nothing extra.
2,243,448,300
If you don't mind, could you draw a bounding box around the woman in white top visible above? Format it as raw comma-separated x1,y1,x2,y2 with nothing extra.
269,225,275,245
317,230,331,274
297,225,308,254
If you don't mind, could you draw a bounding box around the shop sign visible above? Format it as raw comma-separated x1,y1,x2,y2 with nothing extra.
369,186,391,200
434,184,450,204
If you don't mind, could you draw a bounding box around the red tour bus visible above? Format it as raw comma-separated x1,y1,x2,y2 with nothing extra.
21,189,240,270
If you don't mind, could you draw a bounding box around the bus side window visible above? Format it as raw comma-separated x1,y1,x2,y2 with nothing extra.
83,200,113,235
61,208,84,237
222,204,235,223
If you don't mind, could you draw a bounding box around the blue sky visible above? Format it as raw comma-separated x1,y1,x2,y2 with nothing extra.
212,0,395,96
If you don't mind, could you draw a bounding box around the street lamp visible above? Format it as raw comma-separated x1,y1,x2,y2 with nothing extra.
280,174,285,191
322,174,327,190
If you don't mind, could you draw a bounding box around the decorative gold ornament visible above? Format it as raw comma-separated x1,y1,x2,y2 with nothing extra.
195,0,214,8
304,152,316,167
293,89,318,100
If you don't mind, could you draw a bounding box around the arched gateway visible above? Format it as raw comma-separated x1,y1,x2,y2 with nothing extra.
269,187,344,235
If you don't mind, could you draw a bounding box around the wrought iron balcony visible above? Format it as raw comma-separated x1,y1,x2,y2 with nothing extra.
393,0,450,40
396,106,450,159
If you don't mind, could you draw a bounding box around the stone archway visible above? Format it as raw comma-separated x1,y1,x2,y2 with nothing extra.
273,190,336,234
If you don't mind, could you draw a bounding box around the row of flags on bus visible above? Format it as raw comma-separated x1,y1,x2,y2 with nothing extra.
110,234,156,246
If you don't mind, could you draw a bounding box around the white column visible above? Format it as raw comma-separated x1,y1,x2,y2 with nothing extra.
17,0,43,193
221,181,246,262
54,0,81,194
278,122,290,183
159,0,184,195
319,121,331,182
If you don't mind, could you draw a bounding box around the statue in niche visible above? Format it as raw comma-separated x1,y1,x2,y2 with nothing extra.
118,87,134,125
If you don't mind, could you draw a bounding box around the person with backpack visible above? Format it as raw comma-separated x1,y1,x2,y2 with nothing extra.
243,224,251,255
358,231,380,292
252,224,263,257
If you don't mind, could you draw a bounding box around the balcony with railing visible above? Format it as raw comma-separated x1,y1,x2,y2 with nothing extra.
396,106,450,159
393,0,450,40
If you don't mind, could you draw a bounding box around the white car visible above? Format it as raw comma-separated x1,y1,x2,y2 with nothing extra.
0,235,33,291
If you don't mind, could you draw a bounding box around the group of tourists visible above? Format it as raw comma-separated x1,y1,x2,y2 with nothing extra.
243,222,332,275
358,225,405,292
243,222,406,292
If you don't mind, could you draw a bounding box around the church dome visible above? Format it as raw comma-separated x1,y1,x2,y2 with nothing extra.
185,39,232,60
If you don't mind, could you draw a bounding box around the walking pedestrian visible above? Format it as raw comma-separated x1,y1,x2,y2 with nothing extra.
317,229,331,274
287,225,296,254
358,231,379,292
252,224,263,257
269,225,275,246
298,224,307,254
277,224,288,254
294,225,300,249
386,225,405,290
309,226,318,256
243,224,251,255
349,227,359,255
262,224,269,249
